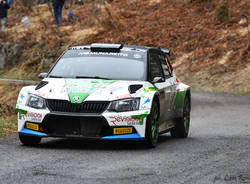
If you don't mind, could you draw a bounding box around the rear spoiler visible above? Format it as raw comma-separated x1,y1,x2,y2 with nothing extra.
161,48,171,56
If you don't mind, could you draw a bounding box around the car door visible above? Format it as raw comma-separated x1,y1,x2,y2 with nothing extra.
148,52,171,124
161,54,177,119
162,55,177,119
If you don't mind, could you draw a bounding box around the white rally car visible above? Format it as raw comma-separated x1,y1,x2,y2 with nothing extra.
16,43,191,147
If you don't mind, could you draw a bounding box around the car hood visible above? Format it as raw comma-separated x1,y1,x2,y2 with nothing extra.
32,78,148,103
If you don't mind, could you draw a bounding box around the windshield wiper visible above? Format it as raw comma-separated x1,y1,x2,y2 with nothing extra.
49,75,63,78
75,76,111,80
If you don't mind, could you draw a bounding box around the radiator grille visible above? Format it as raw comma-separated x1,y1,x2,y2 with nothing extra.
42,115,112,137
46,100,110,113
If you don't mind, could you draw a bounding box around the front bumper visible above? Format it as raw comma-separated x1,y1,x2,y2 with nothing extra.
18,108,149,140
19,128,143,140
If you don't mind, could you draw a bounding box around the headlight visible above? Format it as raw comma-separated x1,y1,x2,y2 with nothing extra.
27,95,46,109
108,98,140,112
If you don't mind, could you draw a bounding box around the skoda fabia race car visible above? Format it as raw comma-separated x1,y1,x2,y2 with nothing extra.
16,43,191,147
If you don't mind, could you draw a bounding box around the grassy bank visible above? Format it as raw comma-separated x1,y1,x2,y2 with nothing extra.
0,82,21,138
0,116,17,137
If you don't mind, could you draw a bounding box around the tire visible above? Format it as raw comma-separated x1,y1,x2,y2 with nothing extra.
170,97,190,138
145,101,159,148
19,134,41,146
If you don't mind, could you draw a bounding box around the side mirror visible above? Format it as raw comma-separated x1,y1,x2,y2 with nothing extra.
152,77,165,83
38,73,47,79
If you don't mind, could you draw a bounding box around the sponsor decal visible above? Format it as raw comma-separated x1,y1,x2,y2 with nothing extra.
34,91,46,97
91,83,106,89
175,90,186,109
140,87,158,98
140,93,146,98
144,87,158,92
116,94,132,99
143,98,150,105
90,80,116,84
134,54,142,59
173,77,177,85
110,116,140,125
68,88,94,93
113,127,133,135
102,80,116,84
16,106,27,120
131,111,149,125
22,112,42,122
23,87,32,94
65,79,116,95
127,122,140,126
78,52,128,57
20,94,25,99
141,98,151,109
17,94,26,105
91,80,99,84
60,84,67,94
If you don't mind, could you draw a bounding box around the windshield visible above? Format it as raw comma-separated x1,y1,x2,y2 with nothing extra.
48,56,146,80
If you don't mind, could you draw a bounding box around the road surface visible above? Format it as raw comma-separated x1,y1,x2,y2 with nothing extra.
0,92,249,184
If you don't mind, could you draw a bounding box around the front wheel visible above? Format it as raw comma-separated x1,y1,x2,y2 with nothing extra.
145,101,159,148
170,97,190,138
19,134,41,146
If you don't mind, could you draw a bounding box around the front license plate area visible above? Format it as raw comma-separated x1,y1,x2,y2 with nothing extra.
26,122,39,131
113,127,133,135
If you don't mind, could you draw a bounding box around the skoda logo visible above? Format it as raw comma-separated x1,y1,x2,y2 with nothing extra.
73,96,80,102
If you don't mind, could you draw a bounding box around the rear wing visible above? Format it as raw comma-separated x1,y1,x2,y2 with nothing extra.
161,48,171,56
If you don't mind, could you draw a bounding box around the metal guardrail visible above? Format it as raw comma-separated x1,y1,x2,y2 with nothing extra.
0,78,38,84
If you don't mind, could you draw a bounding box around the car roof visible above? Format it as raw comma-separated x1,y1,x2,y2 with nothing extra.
68,43,170,55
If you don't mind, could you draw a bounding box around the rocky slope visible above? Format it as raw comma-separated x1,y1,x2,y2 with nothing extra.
0,0,249,115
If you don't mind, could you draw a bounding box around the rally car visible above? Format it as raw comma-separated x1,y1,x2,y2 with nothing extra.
16,43,191,147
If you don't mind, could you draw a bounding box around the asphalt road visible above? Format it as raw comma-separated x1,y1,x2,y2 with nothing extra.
0,92,249,184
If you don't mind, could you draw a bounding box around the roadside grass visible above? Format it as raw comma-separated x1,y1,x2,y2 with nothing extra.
0,67,39,81
0,83,19,138
0,116,17,137
0,82,26,112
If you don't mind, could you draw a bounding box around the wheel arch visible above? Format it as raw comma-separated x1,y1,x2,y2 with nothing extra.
185,89,191,112
175,82,191,117
152,94,160,120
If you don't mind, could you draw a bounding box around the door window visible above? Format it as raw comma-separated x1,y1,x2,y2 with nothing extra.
149,53,164,81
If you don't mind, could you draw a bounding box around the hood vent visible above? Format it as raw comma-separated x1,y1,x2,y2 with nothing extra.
128,85,143,94
35,81,48,90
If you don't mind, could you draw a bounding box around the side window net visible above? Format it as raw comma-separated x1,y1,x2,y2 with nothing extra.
159,55,172,77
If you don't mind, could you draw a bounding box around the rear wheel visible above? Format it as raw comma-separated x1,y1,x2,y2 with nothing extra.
19,134,41,146
170,97,190,138
145,101,159,148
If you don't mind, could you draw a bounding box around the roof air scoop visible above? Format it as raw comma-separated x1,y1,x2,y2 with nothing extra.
90,43,124,52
